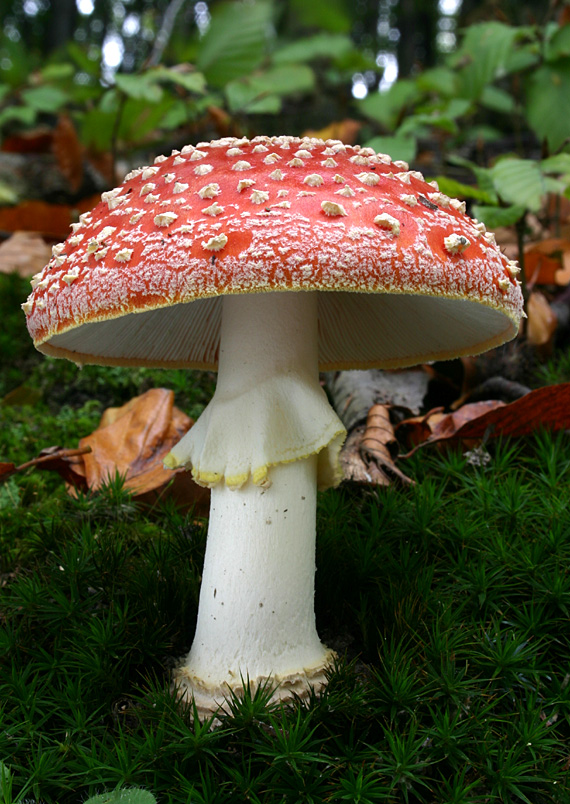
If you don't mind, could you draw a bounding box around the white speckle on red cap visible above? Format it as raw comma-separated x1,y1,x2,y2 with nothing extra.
253,144,268,153
507,261,521,277
395,172,412,184
237,179,256,192
393,160,409,170
428,180,439,190
115,248,133,262
94,247,109,261
173,182,189,194
154,212,178,227
125,167,144,181
428,192,451,208
144,193,160,204
190,150,208,161
142,167,159,180
251,190,270,205
336,186,355,198
444,233,470,254
356,172,380,186
181,144,195,155
304,174,324,187
269,169,284,181
194,164,213,176
264,153,282,164
154,155,167,164
350,155,371,165
274,201,291,209
232,161,252,171
484,232,497,245
288,158,304,168
295,150,313,159
226,147,244,156
203,233,228,251
401,194,417,206
198,183,220,199
333,174,346,184
130,212,145,224
63,268,81,284
140,183,156,196
21,300,33,315
497,278,511,291
52,243,65,256
321,158,337,168
277,189,289,197
202,203,224,216
450,198,466,213
164,173,175,183
374,213,400,236
321,200,347,217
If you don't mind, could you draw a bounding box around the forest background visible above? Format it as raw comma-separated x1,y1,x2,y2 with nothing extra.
2,1,570,803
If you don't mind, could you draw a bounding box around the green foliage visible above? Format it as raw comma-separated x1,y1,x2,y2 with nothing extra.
84,788,157,804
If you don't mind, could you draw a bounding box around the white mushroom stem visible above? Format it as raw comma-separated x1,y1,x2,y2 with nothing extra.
173,292,341,714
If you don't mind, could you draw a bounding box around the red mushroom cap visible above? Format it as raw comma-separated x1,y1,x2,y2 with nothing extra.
24,135,524,370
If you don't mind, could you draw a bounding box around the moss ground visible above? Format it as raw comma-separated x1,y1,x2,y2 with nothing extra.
1,274,569,803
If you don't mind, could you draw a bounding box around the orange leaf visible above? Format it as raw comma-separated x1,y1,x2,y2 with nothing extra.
77,388,209,514
0,196,101,239
524,238,570,286
52,115,84,193
406,384,570,453
527,291,557,355
0,231,51,277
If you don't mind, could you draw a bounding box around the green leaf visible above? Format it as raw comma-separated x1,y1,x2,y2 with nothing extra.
545,23,570,61
0,105,37,128
526,61,570,151
364,134,417,164
0,181,18,205
84,789,157,804
114,73,163,103
197,1,273,88
225,64,315,113
472,204,526,229
433,176,494,204
454,22,520,99
541,153,570,174
448,155,499,204
21,85,68,112
39,62,75,82
287,0,351,33
358,79,420,131
480,85,516,114
490,158,545,211
416,67,458,97
151,67,207,94
273,33,354,64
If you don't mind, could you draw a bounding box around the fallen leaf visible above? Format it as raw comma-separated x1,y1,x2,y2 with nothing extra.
527,290,558,355
402,384,570,454
76,388,209,514
0,446,92,485
341,404,414,486
52,115,84,193
0,196,101,238
524,238,570,286
303,119,362,145
0,231,51,278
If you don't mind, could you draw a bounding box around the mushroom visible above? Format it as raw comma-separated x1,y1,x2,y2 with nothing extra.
24,136,524,717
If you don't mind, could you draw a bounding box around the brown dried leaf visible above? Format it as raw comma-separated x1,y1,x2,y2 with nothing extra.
77,388,209,514
52,115,84,193
341,404,414,486
303,119,362,145
404,384,570,453
527,290,558,355
1,446,91,486
0,231,51,277
524,238,570,286
0,196,101,238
